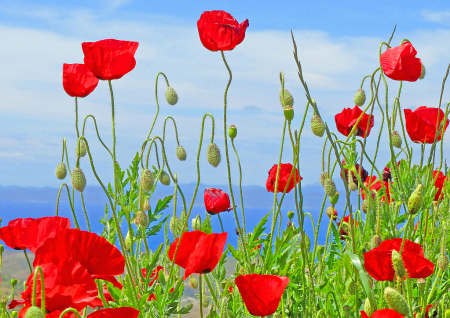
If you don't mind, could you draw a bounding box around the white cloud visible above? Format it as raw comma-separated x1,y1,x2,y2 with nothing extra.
421,10,450,26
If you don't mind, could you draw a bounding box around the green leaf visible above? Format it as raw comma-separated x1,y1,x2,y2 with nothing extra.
345,250,375,309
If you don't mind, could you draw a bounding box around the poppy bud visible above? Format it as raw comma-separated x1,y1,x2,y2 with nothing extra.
326,206,337,220
192,217,201,231
310,115,325,137
134,211,149,228
143,200,150,211
342,305,351,318
354,89,366,107
346,281,356,294
279,89,293,107
159,170,171,186
286,221,292,227
189,276,198,289
180,210,187,228
364,297,376,316
300,234,311,251
140,169,155,192
391,131,402,149
55,162,67,180
437,254,449,271
11,312,18,318
202,296,210,308
287,211,294,219
170,216,180,235
25,306,44,318
125,231,132,252
75,140,87,157
384,287,409,316
391,250,406,277
419,63,426,80
349,182,357,192
283,105,294,122
370,235,381,249
408,184,423,215
320,172,328,186
202,215,212,234
71,168,86,192
324,178,337,197
165,87,178,105
176,145,187,161
316,245,324,258
207,143,221,167
417,278,426,292
11,279,17,287
329,192,339,205
228,125,237,139
362,198,370,214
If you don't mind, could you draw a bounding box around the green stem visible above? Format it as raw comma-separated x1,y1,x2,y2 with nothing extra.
82,115,112,158
96,279,109,308
146,72,170,140
32,266,46,317
199,274,204,318
58,308,82,318
231,138,246,234
80,193,91,232
24,250,32,274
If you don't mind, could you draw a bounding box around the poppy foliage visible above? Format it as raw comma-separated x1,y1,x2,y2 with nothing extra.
204,188,232,215
404,106,449,144
361,176,392,203
266,163,301,193
63,63,99,97
335,106,374,138
380,41,422,81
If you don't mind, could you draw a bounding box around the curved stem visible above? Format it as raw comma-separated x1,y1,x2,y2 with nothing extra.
55,183,79,229
58,308,82,318
23,250,32,274
32,266,46,317
163,116,181,146
80,193,91,232
82,115,113,158
146,72,170,140
230,138,246,232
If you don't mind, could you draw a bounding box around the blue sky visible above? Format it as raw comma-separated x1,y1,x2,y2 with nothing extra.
1,0,450,189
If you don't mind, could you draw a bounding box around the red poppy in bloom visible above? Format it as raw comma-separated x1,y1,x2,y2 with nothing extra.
142,265,164,287
235,274,289,317
204,188,232,215
168,231,227,279
363,238,434,281
380,42,422,82
87,307,140,318
361,176,392,203
82,39,139,80
361,309,404,318
266,163,302,193
414,305,434,318
0,217,70,251
34,229,125,288
382,167,392,183
404,106,449,144
337,215,358,239
197,11,249,52
340,160,368,186
335,106,374,138
63,64,99,97
433,171,446,201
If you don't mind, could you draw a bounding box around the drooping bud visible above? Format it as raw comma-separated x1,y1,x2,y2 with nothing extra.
349,182,357,192
391,250,406,277
354,89,366,106
283,105,294,122
320,172,328,186
329,192,340,205
143,200,150,211
417,278,426,292
370,235,382,249
159,170,171,186
391,131,402,149
364,297,376,316
346,281,356,294
191,217,201,231
324,178,337,197
310,115,325,137
55,162,67,180
24,306,44,318
202,296,210,308
170,216,180,235
316,245,325,258
326,206,337,220
287,211,295,219
228,125,237,139
165,87,178,105
75,140,87,158
71,168,86,192
408,184,423,215
384,287,409,316
419,63,426,80
189,276,198,289
207,143,221,167
362,198,369,214
140,169,155,192
437,254,449,271
279,89,293,107
125,231,132,252
134,211,149,228
176,145,187,161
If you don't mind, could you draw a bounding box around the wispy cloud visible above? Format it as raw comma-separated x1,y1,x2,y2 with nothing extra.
421,10,450,26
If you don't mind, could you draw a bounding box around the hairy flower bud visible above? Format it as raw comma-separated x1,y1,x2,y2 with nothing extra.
311,115,325,137
437,254,449,271
391,131,402,149
207,143,221,167
143,200,150,211
370,235,382,249
134,211,149,228
176,145,187,161
202,296,210,308
125,231,132,252
170,216,180,235
189,276,198,289
391,250,406,277
408,184,423,215
140,169,154,192
419,63,426,80
326,206,337,220
320,172,328,186
346,281,356,294
349,182,357,192
364,296,376,316
75,140,87,158
316,245,324,258
354,89,366,106
191,217,201,231
55,162,67,180
287,211,295,219
301,234,311,251
324,178,337,197
279,89,293,107
362,198,369,214
159,170,171,186
165,87,178,105
283,105,294,122
228,125,237,139
24,306,44,318
71,168,86,192
384,287,409,316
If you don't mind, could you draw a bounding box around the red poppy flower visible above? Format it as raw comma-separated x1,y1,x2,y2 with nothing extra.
337,215,358,239
204,188,232,215
382,167,392,182
340,160,368,186
235,274,289,317
34,229,125,288
335,106,374,137
168,231,227,279
63,64,99,97
266,163,302,193
361,309,404,318
414,305,434,318
363,238,434,281
404,106,449,144
380,42,422,82
197,11,249,52
142,266,163,287
82,39,139,80
361,176,392,203
433,171,446,201
0,217,70,252
87,307,140,318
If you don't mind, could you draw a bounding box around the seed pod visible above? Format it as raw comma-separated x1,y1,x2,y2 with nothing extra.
176,145,187,161
311,115,325,137
71,168,86,192
134,211,149,228
207,143,221,167
279,89,293,107
320,172,328,186
354,89,366,106
408,184,423,215
417,278,426,292
324,178,337,197
202,296,210,308
189,276,198,289
228,125,237,139
283,105,294,122
437,254,449,271
287,211,295,219
140,169,154,192
391,250,406,277
75,140,87,157
159,170,171,186
384,287,409,316
329,192,340,205
165,87,178,105
364,297,376,316
391,131,402,149
419,63,426,80
11,279,17,287
24,306,44,318
370,235,382,249
55,162,67,180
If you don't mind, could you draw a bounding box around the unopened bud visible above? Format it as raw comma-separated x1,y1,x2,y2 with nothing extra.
189,276,198,289
408,184,423,215
349,182,357,192
391,250,406,277
364,297,376,316
125,231,132,252
362,198,369,214
134,211,149,228
159,170,171,186
320,172,328,186
11,279,17,287
71,168,86,192
143,201,150,211
165,87,178,105
176,145,187,161
287,211,294,219
279,89,293,107
419,64,426,80
370,235,382,249
354,89,366,106
228,125,237,139
324,179,337,197
0,245,4,254
202,296,210,308
140,169,155,192
283,105,294,122
384,287,409,316
170,216,180,235
346,281,356,294
55,162,67,180
329,192,339,205
191,218,201,231
437,254,449,271
316,245,324,258
207,143,221,167
0,297,7,309
391,131,402,149
75,140,87,157
342,305,351,318
311,115,325,137
326,206,337,220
